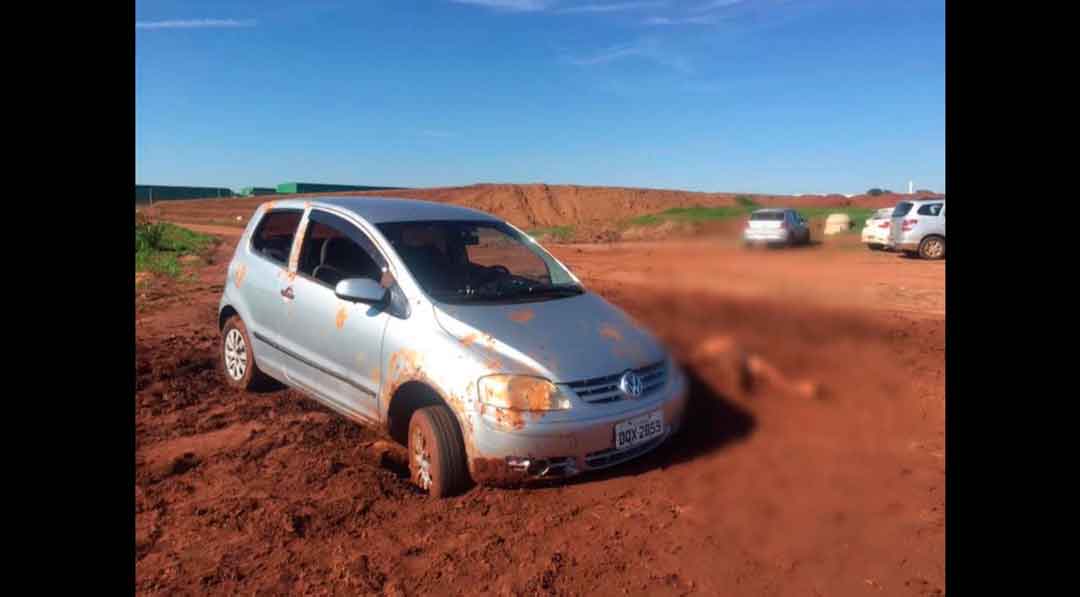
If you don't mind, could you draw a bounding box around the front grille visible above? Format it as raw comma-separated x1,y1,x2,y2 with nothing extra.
566,361,667,404
585,434,667,469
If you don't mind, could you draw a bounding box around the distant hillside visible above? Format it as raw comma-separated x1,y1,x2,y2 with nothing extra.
149,183,938,231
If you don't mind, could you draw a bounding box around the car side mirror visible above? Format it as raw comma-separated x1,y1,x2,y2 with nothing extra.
334,278,387,304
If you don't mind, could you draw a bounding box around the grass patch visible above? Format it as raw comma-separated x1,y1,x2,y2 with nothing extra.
136,221,215,277
525,225,575,241
792,207,876,231
734,194,760,209
624,205,748,227
623,199,875,234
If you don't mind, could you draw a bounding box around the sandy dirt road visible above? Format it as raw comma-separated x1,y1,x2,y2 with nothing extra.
135,224,944,596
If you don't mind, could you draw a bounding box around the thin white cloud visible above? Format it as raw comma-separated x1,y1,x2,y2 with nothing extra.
450,0,553,11
559,2,668,13
568,38,691,72
570,44,646,65
643,14,719,25
419,130,456,138
690,0,746,13
135,19,255,30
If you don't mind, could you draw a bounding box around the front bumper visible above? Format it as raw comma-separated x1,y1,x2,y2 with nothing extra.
468,365,690,483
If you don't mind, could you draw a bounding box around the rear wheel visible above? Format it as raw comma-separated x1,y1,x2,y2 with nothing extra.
918,236,946,260
867,243,882,251
221,315,274,391
408,405,469,498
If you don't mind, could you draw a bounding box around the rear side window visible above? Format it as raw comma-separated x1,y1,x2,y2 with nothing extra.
750,211,785,221
917,203,943,216
251,210,303,265
892,202,914,218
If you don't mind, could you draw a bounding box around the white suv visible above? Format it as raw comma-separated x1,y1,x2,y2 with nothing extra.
887,198,945,259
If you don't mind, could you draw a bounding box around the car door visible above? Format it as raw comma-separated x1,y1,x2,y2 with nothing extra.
916,202,945,239
279,208,393,424
242,208,305,379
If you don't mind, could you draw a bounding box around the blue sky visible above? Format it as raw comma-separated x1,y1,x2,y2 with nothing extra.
135,0,944,195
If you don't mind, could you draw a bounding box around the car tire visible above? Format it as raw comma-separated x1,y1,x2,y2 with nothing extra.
918,235,946,260
868,243,882,251
408,405,469,498
221,315,274,391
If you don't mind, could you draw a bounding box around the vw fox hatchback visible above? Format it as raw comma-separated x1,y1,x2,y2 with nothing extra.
218,197,689,496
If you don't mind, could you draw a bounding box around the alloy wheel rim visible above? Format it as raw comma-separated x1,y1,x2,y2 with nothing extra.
412,428,432,490
224,328,247,380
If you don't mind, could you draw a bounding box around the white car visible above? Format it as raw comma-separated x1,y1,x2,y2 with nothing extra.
888,197,946,259
861,208,894,251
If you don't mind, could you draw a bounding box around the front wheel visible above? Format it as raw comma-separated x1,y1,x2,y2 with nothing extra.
408,405,470,498
918,236,946,260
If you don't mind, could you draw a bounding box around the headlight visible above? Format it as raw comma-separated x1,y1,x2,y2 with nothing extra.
478,375,572,411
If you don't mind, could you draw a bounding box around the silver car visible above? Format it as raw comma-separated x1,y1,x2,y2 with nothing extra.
218,197,689,496
743,208,811,247
887,197,946,259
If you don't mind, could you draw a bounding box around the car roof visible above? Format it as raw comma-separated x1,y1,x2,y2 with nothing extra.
752,208,792,213
260,195,502,224
901,196,946,205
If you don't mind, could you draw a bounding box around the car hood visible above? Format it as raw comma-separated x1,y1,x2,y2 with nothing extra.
432,292,667,383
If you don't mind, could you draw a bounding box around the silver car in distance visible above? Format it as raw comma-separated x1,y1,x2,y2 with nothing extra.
743,208,811,247
218,197,689,497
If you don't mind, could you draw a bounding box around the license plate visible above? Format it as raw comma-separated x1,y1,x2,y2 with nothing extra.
614,410,665,451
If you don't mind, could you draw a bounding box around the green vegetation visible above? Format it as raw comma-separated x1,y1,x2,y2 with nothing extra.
622,198,875,235
136,221,215,277
625,206,748,227
525,225,575,241
734,194,760,209
792,206,876,231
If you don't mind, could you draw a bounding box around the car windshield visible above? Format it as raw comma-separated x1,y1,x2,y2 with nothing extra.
750,211,785,221
376,220,583,304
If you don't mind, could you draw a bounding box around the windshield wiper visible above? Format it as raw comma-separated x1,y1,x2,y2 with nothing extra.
519,283,584,297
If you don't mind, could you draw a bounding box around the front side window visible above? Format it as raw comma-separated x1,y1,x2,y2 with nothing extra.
251,209,303,265
296,210,386,288
376,220,581,304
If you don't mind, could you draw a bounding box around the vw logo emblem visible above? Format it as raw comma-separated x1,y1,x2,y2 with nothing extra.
619,371,644,398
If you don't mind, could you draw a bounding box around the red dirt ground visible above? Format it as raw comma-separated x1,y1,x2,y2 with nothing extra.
135,220,944,596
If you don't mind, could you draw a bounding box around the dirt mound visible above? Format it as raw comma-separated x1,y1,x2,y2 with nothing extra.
153,184,937,234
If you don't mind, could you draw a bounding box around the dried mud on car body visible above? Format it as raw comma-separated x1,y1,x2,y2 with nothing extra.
135,232,944,596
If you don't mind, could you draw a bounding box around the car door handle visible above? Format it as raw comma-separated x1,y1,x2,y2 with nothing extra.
280,286,294,299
